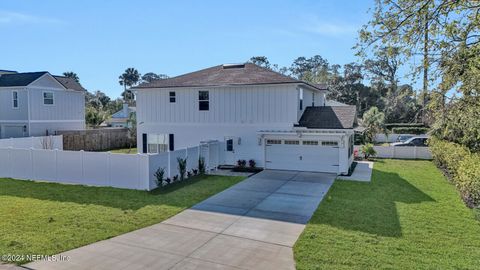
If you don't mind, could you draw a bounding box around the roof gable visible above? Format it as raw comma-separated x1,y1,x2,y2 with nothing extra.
133,63,325,90
297,106,357,129
30,73,66,89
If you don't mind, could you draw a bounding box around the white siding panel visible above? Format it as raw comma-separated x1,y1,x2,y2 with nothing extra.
136,85,298,125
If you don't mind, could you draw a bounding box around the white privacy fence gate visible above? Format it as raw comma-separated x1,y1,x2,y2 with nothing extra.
354,145,432,159
0,140,224,191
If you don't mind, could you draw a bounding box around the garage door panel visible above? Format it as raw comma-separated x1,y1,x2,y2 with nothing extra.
265,142,339,173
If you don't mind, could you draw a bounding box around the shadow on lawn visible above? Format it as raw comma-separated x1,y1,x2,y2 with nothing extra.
0,175,217,211
313,160,435,237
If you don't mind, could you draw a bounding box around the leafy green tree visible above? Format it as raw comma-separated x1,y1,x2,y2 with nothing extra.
357,0,480,122
119,68,141,103
248,56,271,69
141,72,169,83
85,106,106,127
63,71,80,83
289,55,330,81
126,111,137,149
362,106,386,143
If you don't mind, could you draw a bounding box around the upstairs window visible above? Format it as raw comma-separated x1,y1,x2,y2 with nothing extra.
169,91,176,103
12,91,18,108
199,91,209,111
43,92,54,105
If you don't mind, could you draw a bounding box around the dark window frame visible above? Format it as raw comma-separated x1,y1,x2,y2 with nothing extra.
226,139,234,151
199,90,209,111
169,91,176,103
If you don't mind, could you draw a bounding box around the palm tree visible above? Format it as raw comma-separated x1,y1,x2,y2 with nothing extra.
63,71,80,83
119,68,140,104
362,106,386,143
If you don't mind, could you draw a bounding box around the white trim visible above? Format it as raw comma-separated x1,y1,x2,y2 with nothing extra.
42,91,55,106
12,90,19,109
0,120,28,123
29,120,85,123
139,122,293,127
133,82,326,92
27,87,31,136
28,86,81,91
0,86,28,90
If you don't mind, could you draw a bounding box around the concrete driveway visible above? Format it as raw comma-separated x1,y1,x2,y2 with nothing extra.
26,170,335,270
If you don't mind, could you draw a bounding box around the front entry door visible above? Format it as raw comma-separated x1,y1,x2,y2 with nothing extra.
225,137,236,165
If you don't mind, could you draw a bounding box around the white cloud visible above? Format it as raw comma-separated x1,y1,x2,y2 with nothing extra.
0,10,63,25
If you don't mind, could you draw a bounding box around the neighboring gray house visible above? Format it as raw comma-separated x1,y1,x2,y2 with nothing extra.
104,103,136,128
133,63,356,174
0,70,86,138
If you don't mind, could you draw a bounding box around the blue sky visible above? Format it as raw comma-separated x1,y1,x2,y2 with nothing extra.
1,0,373,98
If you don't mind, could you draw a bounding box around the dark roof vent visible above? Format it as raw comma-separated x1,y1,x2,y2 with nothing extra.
222,63,246,69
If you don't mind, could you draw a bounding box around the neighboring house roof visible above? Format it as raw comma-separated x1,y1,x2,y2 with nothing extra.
111,106,136,119
297,106,357,129
0,71,48,87
0,72,86,91
133,63,326,91
53,76,87,91
325,100,348,106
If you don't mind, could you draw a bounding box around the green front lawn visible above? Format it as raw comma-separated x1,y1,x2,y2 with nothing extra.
294,159,480,269
0,175,244,264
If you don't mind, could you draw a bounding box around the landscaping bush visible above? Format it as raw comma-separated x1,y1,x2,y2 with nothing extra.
237,159,247,168
177,157,187,181
248,159,256,168
391,127,429,135
198,157,206,175
154,167,165,187
429,137,480,207
361,143,376,160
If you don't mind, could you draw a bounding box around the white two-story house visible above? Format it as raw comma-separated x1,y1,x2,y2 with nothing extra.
133,63,356,174
0,70,86,138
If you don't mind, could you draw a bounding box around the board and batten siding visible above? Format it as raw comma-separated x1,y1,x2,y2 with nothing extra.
0,89,28,121
136,84,299,124
29,90,85,121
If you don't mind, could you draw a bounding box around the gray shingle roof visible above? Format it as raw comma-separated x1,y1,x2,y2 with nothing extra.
133,63,325,90
0,72,86,91
53,76,87,92
297,106,357,129
0,72,47,87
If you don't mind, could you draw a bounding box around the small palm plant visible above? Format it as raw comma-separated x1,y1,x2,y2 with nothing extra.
154,167,165,187
198,157,206,175
177,157,187,181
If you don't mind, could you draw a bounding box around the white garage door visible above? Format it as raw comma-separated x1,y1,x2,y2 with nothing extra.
265,139,339,173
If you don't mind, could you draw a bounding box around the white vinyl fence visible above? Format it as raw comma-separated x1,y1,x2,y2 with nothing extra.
0,140,223,191
355,145,432,159
0,135,63,150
